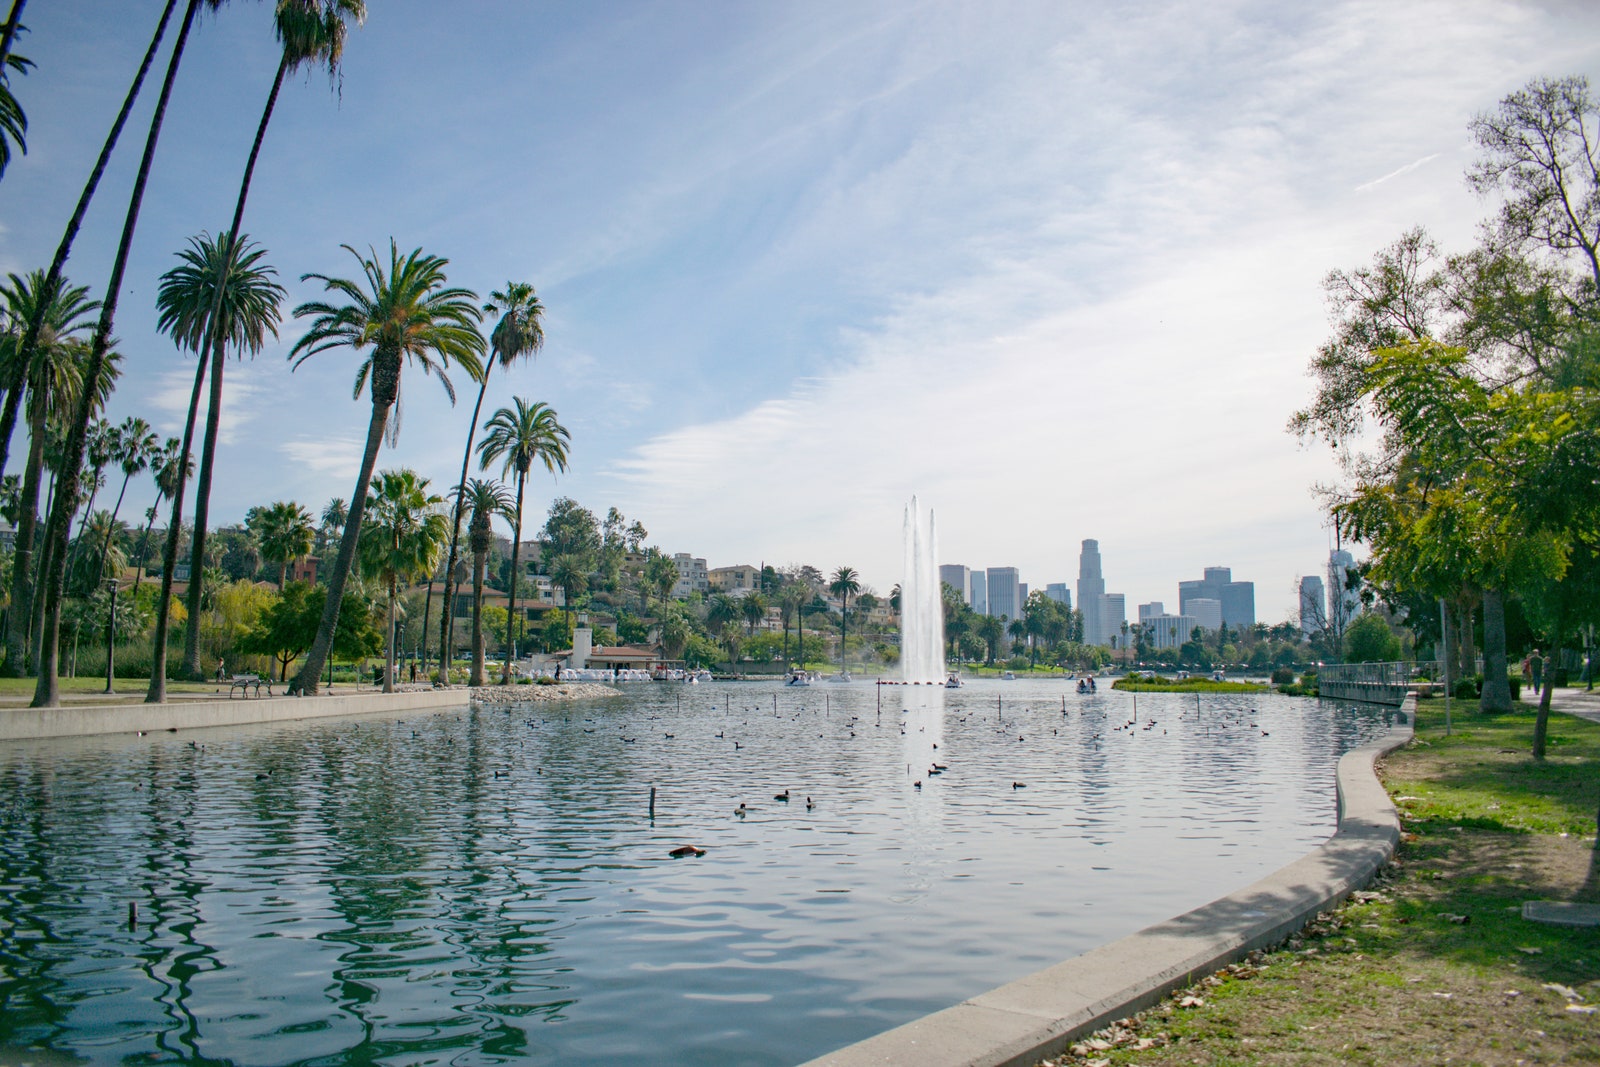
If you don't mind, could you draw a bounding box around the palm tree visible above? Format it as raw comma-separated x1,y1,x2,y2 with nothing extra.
358,469,446,691
250,500,314,589
457,478,512,686
778,581,806,664
133,437,187,590
318,496,347,557
0,272,97,676
179,0,364,676
829,566,860,674
95,416,156,585
284,241,484,695
164,233,285,677
477,397,569,683
0,4,29,182
547,552,589,620
73,418,115,544
440,281,544,673
34,0,220,710
742,591,767,637
705,593,739,671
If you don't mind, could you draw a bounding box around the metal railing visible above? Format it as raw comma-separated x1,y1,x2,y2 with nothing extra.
1315,661,1436,706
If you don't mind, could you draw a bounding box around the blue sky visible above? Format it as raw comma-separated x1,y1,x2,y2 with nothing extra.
4,0,1599,621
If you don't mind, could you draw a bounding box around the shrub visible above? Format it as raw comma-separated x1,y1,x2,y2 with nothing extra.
1455,676,1480,700
516,676,533,685
1270,666,1294,685
536,676,557,685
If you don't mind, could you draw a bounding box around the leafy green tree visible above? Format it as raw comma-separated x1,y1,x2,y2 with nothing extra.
478,397,569,682
239,580,382,682
285,241,484,695
643,547,679,613
1341,613,1402,663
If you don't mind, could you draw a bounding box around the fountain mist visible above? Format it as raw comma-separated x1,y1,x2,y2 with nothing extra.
900,497,945,683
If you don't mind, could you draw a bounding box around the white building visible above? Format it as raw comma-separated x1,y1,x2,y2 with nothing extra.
671,553,708,598
1146,613,1198,649
1138,601,1165,622
1099,593,1127,649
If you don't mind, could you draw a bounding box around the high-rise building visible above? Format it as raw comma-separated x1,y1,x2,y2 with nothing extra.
1328,549,1359,633
1077,540,1106,644
1019,582,1028,605
1045,583,1072,609
939,564,970,604
1299,575,1326,635
1178,565,1256,628
1146,613,1198,649
1138,601,1164,622
969,569,988,616
1100,594,1127,649
1188,598,1222,631
987,567,1021,620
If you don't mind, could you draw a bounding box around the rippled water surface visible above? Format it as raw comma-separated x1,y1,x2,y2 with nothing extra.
0,680,1400,1065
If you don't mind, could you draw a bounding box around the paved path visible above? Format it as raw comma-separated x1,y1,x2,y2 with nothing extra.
1543,685,1600,725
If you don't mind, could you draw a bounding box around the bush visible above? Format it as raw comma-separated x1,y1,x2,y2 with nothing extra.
1455,676,1480,700
516,676,533,685
1270,666,1294,685
536,675,557,685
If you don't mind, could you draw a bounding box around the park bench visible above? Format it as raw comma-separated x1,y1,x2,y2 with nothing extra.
228,673,272,698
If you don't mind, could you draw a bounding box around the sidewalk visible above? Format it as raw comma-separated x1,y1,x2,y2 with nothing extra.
1544,683,1600,724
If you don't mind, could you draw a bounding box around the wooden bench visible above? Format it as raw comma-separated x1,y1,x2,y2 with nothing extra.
229,673,272,698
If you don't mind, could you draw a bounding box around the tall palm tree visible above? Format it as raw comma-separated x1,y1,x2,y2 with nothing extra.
34,0,220,710
829,566,860,674
143,232,283,700
133,436,187,590
457,478,512,686
779,581,806,664
285,241,484,695
95,416,157,585
742,591,767,637
477,397,569,683
440,281,544,673
0,272,96,676
250,500,314,589
318,496,347,557
357,469,446,692
73,418,115,543
179,0,365,677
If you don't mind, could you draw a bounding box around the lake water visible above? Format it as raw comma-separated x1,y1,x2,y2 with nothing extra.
0,679,1399,1066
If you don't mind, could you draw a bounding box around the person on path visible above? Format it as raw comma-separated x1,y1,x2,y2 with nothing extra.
1530,649,1544,695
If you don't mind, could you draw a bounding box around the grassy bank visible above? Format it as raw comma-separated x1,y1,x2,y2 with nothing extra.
1037,699,1600,1066
1111,676,1269,693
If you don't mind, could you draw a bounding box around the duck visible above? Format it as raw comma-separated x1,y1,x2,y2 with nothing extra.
668,845,706,858
806,797,815,811
1012,781,1027,789
774,789,790,801
735,803,747,817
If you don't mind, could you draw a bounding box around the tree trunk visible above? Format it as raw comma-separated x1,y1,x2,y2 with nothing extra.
383,574,396,694
181,328,227,678
291,387,392,695
419,567,433,677
501,471,525,685
94,468,134,586
470,544,485,687
133,502,159,590
0,0,27,69
1532,641,1561,760
1479,587,1513,713
145,347,207,702
3,391,46,674
439,366,493,673
32,0,202,709
0,0,175,486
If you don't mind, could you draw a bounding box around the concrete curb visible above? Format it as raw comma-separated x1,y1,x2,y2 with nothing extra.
798,698,1416,1067
0,688,470,741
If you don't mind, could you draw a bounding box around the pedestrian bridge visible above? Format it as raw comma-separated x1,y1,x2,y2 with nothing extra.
1316,661,1433,705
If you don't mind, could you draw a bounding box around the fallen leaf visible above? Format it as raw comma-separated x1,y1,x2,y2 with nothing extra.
1432,992,1454,999
1518,947,1543,955
1544,982,1583,1002
1567,1005,1597,1015
1179,996,1205,1008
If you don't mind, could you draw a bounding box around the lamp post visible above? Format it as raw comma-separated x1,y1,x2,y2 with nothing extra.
103,577,119,695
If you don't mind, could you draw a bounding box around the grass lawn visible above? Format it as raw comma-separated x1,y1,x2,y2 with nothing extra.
1037,699,1600,1067
0,675,260,706
1110,678,1271,694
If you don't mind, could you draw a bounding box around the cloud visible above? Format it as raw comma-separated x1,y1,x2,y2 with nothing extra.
277,434,363,484
144,362,270,446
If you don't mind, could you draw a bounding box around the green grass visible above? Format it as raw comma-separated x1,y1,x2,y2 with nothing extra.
1111,677,1269,693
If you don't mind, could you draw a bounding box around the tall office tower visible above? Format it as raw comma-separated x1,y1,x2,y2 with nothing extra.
1178,565,1256,628
987,567,1022,620
1328,549,1359,633
1138,601,1164,622
1045,583,1072,609
1100,594,1127,649
1188,598,1222,631
969,569,988,616
1019,582,1028,605
1077,540,1106,645
1299,575,1326,635
939,564,970,603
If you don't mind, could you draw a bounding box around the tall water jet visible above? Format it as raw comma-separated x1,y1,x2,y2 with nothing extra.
900,497,946,683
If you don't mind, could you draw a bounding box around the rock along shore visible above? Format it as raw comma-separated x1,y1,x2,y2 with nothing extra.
469,682,621,704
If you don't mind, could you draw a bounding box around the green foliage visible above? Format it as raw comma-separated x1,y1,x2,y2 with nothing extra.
1342,612,1403,663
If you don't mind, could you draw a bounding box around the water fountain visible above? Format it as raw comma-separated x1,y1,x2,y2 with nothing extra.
900,496,945,683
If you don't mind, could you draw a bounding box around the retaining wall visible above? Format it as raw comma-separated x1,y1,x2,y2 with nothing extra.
0,689,470,741
799,699,1415,1067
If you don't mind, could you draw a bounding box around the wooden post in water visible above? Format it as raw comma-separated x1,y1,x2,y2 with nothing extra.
649,786,656,820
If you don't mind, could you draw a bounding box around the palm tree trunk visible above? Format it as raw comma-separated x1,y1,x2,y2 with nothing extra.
439,365,494,671
500,471,526,684
470,546,485,687
93,468,134,586
134,502,160,590
181,328,227,678
291,389,392,695
420,566,434,677
0,0,175,487
384,574,396,694
33,0,203,709
145,338,209,703
179,52,290,680
3,391,46,674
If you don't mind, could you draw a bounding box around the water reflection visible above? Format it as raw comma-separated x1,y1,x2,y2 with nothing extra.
0,683,1396,1065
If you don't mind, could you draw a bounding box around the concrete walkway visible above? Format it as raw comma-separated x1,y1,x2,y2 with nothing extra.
1544,684,1600,725
799,706,1416,1067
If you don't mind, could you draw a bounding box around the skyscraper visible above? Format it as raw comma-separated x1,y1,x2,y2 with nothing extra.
939,564,970,604
1328,550,1359,634
1299,575,1326,635
987,567,1021,620
1077,540,1107,645
969,569,988,616
1045,583,1072,609
1178,565,1256,628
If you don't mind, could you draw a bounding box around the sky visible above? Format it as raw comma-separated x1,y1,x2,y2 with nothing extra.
4,0,1600,622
